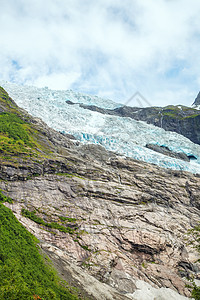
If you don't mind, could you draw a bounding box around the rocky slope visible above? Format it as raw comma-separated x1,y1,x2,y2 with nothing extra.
193,92,200,107
0,87,200,299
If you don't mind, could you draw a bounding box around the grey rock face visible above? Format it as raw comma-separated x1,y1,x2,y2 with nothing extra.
145,144,190,161
1,133,200,298
0,89,199,299
193,91,200,106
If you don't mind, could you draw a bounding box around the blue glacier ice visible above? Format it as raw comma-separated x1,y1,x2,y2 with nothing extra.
1,81,200,174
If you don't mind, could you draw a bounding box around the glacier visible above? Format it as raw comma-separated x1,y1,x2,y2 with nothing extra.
1,81,200,175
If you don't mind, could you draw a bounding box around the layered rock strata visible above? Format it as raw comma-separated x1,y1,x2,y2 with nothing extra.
0,88,199,299
1,142,200,299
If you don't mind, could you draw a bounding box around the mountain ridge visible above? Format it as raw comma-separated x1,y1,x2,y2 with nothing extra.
0,86,199,299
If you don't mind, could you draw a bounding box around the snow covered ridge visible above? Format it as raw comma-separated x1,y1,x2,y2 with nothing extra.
1,81,200,175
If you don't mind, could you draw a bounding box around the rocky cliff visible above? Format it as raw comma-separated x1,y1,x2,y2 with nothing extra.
0,87,200,299
193,92,200,107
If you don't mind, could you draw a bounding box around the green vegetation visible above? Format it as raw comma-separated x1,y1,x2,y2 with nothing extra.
21,209,77,234
0,87,53,159
0,113,30,142
0,88,33,156
0,110,49,159
59,216,77,223
161,105,200,120
0,113,31,155
0,203,79,300
22,209,92,252
184,114,200,119
188,224,200,252
0,87,18,113
55,173,85,180
78,245,91,252
187,224,200,299
0,190,13,203
192,285,200,300
73,239,92,252
141,262,147,269
55,173,73,177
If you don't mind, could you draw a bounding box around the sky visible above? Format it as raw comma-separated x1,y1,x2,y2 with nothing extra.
1,0,200,107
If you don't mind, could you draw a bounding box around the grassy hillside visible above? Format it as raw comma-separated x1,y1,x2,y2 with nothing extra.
0,199,79,300
0,87,54,161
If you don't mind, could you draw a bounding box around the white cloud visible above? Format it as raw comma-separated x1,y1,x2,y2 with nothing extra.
33,72,81,90
1,0,200,106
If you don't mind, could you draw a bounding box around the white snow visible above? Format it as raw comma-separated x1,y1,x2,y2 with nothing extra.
128,280,191,300
1,81,200,175
191,104,200,110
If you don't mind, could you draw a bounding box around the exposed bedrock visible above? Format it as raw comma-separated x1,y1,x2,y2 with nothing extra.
145,144,191,162
0,87,199,299
1,144,200,298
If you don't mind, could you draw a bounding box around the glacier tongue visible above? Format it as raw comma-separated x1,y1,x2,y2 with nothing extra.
1,81,200,174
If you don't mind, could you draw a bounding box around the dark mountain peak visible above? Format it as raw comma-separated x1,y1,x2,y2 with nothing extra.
193,91,200,106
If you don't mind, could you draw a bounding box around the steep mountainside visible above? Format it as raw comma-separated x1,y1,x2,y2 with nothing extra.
0,202,80,300
0,86,200,299
1,82,200,175
193,92,200,107
0,88,85,300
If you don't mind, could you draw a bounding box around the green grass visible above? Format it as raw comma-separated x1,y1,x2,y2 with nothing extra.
0,112,40,157
161,105,200,120
21,210,92,252
187,224,200,299
0,87,35,156
0,87,19,113
59,216,77,223
0,203,79,300
0,87,54,159
0,113,30,141
0,112,32,155
0,190,13,203
21,209,77,234
183,114,200,119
